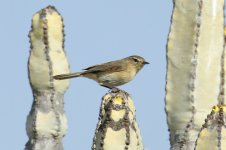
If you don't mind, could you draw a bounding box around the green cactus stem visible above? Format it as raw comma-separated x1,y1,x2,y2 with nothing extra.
92,89,144,150
165,0,225,149
25,6,70,150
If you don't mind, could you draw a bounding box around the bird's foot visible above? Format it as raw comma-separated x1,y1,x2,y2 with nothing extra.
109,87,121,93
100,84,129,97
108,87,129,98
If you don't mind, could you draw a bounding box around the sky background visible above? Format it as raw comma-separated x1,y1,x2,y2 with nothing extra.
0,1,172,149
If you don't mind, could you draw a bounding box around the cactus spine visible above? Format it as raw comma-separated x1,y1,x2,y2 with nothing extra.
92,89,144,150
165,0,225,149
25,6,70,150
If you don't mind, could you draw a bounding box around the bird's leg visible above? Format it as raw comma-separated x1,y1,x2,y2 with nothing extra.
109,87,121,93
109,87,129,98
110,87,130,98
99,82,119,90
99,84,120,92
99,83,113,89
99,83,129,97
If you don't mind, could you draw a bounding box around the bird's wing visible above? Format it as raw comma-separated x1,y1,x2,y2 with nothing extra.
82,61,125,73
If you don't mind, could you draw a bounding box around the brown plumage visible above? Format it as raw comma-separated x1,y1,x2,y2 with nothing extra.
54,55,149,88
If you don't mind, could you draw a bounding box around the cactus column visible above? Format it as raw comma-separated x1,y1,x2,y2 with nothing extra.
194,29,226,150
25,6,70,150
92,89,144,150
165,0,225,149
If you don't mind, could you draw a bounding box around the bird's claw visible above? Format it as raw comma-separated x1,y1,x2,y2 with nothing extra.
109,87,120,93
109,87,129,98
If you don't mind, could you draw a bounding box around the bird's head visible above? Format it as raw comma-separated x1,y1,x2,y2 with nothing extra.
126,55,149,72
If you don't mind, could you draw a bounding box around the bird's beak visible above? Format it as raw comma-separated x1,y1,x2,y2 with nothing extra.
143,61,150,65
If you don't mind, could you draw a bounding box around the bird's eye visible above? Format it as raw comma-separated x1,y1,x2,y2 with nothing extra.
132,58,139,63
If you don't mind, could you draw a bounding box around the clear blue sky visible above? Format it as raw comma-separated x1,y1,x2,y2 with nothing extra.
0,1,172,149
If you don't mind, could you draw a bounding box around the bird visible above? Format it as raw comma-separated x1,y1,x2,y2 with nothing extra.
53,55,149,88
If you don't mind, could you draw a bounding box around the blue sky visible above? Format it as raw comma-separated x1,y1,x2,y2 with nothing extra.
0,1,171,149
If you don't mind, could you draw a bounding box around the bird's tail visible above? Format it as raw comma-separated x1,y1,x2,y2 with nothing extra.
53,72,82,80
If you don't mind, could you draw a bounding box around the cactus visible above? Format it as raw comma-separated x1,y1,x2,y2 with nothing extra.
194,28,226,150
165,0,225,149
195,105,226,150
92,89,144,150
25,6,70,150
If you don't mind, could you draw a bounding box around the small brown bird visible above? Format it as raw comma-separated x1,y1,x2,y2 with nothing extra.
54,55,149,88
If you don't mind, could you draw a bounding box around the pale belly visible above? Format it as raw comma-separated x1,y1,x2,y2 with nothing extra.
97,71,136,87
